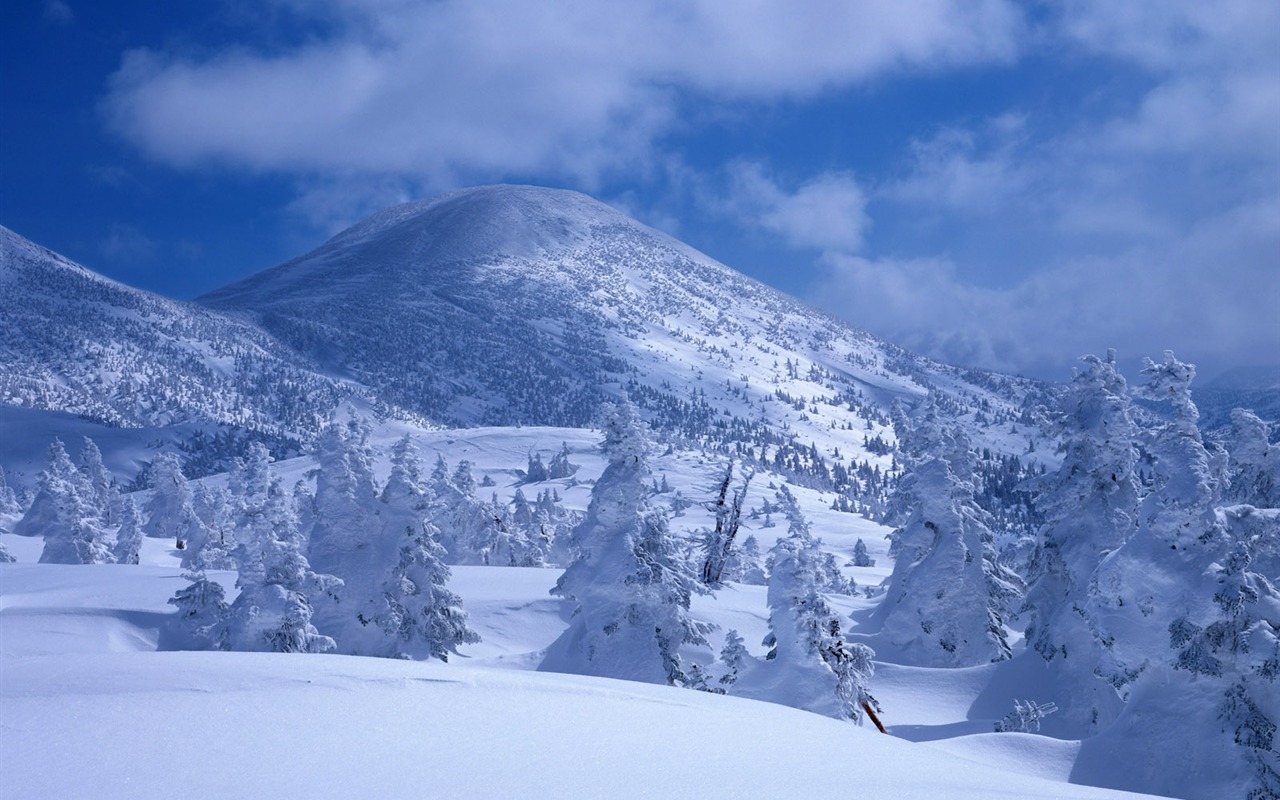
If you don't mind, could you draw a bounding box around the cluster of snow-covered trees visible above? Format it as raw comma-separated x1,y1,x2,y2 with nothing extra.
883,351,1280,799
539,403,877,725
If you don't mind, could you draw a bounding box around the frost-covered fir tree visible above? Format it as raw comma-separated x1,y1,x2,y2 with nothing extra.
429,454,545,566
874,403,1022,667
226,446,338,654
190,483,236,570
1090,352,1222,692
307,420,379,577
757,493,878,722
112,498,144,565
540,401,706,685
719,629,747,687
78,437,119,527
1078,354,1280,799
370,436,480,660
547,443,579,479
15,439,90,537
0,466,22,518
163,570,230,651
1224,408,1279,509
29,440,112,564
1078,509,1280,800
850,538,876,567
1018,350,1141,734
142,452,209,558
722,533,767,585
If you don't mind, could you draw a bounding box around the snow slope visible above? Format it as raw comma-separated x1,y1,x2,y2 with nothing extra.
0,561,1159,800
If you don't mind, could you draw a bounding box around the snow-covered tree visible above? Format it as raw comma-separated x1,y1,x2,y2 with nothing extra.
850,538,876,567
370,436,480,660
164,570,230,651
0,466,22,518
307,420,379,578
1223,408,1279,508
722,533,767,585
140,452,216,567
190,482,236,570
78,437,119,526
28,440,112,564
0,539,15,563
525,452,549,483
994,699,1059,733
1075,353,1280,799
699,459,752,587
223,444,338,654
719,629,747,687
1090,352,1222,693
760,501,877,723
541,402,706,685
875,404,1022,667
15,439,89,538
1018,350,1141,734
547,443,578,479
112,497,144,565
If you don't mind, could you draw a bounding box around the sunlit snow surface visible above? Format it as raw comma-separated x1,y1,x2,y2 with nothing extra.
1,559,1158,800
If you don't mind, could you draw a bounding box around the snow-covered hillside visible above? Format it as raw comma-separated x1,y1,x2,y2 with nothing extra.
3,186,1276,800
0,225,376,442
200,185,1055,455
0,554,1157,800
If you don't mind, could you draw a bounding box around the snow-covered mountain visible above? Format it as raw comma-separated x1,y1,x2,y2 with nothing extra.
2,185,1057,497
200,185,1052,450
0,225,364,439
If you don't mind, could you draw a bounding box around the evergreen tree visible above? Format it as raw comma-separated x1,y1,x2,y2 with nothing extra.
0,538,15,563
112,497,144,565
227,472,337,654
29,440,112,564
0,466,22,517
78,437,119,526
191,482,236,570
719,629,747,687
875,405,1021,667
140,452,216,568
547,442,579,479
541,402,706,684
850,538,876,567
15,439,89,537
307,421,379,578
164,570,230,651
1224,408,1279,508
372,436,480,660
1078,354,1280,799
1018,350,1141,734
762,501,877,723
1091,352,1222,692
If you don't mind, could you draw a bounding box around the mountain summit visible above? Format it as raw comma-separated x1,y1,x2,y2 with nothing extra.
201,185,1044,442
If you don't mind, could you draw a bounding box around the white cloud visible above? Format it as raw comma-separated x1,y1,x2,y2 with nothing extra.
101,0,1023,184
810,193,1280,380
723,163,871,253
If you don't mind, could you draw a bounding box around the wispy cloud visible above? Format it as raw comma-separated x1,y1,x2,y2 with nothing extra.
99,224,158,263
722,163,871,253
101,1,1023,186
43,0,74,25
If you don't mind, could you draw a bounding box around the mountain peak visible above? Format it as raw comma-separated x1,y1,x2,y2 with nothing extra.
331,184,630,258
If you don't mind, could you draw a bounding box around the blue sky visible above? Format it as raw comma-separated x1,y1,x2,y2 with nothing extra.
3,1,1277,383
